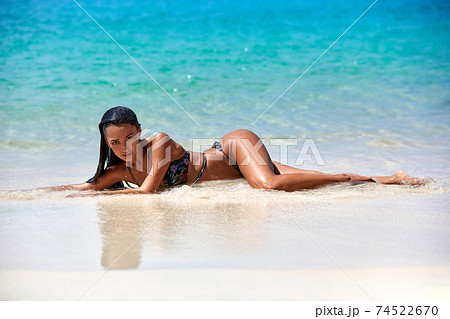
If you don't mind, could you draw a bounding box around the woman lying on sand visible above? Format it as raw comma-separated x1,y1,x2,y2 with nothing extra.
39,106,429,196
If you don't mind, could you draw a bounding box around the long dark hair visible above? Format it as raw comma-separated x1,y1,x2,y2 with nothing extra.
86,106,141,189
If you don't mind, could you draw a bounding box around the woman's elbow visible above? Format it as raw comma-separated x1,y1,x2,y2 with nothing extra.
154,132,169,139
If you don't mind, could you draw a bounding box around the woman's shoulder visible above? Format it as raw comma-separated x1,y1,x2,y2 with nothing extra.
142,132,177,150
143,131,170,143
142,132,186,158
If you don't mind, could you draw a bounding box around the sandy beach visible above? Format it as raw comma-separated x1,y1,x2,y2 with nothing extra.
1,180,449,300
1,266,449,300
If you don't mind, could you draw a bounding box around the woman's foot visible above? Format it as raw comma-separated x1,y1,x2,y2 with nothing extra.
371,171,433,185
371,170,409,184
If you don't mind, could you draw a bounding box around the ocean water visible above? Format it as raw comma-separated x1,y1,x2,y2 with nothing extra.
1,0,449,178
1,0,450,272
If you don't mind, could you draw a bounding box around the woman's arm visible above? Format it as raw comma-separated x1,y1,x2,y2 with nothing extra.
66,188,147,197
40,164,123,195
138,132,175,193
37,183,92,191
67,133,176,197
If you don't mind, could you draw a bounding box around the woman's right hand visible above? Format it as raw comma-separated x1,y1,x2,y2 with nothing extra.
36,185,78,191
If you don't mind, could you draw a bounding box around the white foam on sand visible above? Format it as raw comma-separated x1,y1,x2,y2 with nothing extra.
1,177,449,202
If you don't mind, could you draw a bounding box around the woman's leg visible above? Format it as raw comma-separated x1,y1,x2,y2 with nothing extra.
218,129,350,191
272,161,376,182
272,161,414,184
271,161,326,175
218,129,420,190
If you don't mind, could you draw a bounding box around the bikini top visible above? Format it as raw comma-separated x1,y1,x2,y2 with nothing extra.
126,150,207,188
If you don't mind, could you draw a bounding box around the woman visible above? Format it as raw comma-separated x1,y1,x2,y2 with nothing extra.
41,106,425,196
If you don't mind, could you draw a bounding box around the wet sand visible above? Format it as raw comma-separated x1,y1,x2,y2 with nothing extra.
1,266,449,300
1,179,449,300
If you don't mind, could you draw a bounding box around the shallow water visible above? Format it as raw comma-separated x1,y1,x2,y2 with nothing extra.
1,0,449,272
1,0,449,157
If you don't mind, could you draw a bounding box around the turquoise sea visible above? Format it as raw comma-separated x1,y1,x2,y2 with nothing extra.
1,0,450,283
1,0,449,179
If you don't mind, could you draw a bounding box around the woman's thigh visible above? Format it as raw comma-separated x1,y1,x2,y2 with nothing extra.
219,129,277,187
271,161,324,175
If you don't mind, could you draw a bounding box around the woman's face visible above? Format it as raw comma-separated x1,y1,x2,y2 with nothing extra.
104,123,141,161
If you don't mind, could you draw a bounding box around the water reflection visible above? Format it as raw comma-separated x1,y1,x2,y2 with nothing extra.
96,194,270,270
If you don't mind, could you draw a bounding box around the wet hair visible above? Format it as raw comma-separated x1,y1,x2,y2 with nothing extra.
86,106,140,189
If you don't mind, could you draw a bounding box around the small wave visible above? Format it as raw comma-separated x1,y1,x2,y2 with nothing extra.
0,189,73,201
1,179,448,203
0,140,60,151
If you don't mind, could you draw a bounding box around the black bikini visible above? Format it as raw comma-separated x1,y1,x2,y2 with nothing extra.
126,150,207,188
